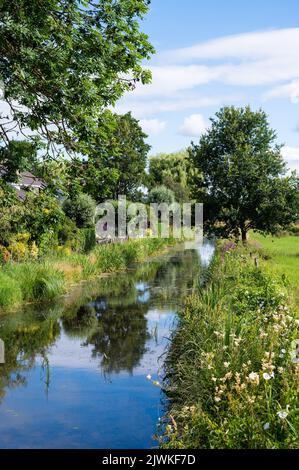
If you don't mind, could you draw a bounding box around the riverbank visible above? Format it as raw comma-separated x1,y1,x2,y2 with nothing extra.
0,237,175,311
161,242,299,449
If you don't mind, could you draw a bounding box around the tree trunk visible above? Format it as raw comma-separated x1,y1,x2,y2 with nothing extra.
241,229,248,245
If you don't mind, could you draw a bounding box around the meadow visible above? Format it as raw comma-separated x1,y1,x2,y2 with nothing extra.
251,232,299,305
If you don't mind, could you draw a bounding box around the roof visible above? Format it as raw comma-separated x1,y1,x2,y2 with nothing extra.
0,167,47,200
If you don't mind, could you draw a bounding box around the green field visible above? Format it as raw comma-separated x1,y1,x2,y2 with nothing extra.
251,232,299,305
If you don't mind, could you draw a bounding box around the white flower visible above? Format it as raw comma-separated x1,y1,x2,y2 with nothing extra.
214,396,221,403
224,362,230,368
248,372,260,386
263,372,274,381
277,410,289,420
263,422,270,430
146,374,152,381
281,349,286,354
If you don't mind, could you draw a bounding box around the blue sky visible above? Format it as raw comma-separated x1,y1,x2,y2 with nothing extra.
115,0,299,172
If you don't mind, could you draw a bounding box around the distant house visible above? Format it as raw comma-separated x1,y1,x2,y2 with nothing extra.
0,167,47,201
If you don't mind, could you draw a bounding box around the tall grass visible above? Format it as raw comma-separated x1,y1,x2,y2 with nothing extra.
0,237,174,311
161,244,299,449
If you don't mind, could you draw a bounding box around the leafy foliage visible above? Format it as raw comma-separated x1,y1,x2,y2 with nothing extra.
63,193,96,228
148,185,175,204
0,0,153,156
0,140,39,182
88,112,151,200
149,150,199,202
190,106,299,241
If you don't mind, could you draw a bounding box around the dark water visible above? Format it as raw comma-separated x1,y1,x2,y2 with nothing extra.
0,241,214,449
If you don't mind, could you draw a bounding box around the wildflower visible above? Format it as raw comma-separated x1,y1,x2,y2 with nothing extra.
263,372,274,381
224,371,233,380
211,377,217,382
224,362,230,368
281,349,286,354
214,396,221,403
146,374,152,380
263,422,270,430
259,330,268,338
214,331,224,338
248,372,260,386
277,409,289,420
234,337,242,346
278,367,284,374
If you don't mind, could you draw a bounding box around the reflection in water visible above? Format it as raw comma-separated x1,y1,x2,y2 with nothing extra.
0,241,214,449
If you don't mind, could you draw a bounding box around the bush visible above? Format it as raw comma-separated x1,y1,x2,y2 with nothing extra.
63,193,96,228
148,185,175,205
0,245,11,264
78,228,96,253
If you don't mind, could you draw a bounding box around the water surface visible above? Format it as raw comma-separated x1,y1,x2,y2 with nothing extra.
0,242,213,449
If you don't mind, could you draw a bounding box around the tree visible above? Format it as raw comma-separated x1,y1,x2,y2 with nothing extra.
148,150,199,202
190,106,299,242
88,112,150,200
0,140,39,182
63,193,96,228
0,1,153,156
148,185,175,205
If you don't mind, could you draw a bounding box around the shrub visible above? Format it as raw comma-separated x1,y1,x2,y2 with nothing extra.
148,185,175,205
78,228,96,253
63,193,96,228
0,245,11,264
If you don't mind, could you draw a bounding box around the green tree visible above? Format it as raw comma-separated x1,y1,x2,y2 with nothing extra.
89,113,150,200
190,106,299,242
148,185,175,205
149,150,199,202
0,1,153,156
63,193,96,228
0,140,39,182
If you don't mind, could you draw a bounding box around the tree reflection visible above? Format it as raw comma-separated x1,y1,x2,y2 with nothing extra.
0,244,204,397
0,308,61,402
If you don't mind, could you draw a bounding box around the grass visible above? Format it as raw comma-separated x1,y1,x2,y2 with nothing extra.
251,232,299,305
161,242,299,449
0,237,175,312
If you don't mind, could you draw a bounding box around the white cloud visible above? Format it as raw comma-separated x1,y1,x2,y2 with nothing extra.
139,118,166,135
264,80,299,103
179,114,207,137
132,65,219,97
281,146,299,161
115,93,242,118
116,27,299,128
165,28,299,63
